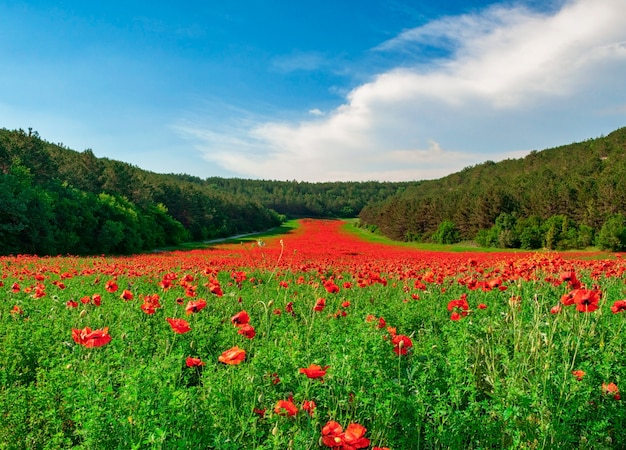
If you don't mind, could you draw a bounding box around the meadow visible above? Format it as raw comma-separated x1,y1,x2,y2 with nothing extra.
1,219,625,449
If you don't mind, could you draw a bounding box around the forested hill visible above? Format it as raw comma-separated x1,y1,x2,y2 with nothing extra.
1,128,284,255
0,128,410,256
174,176,414,218
359,126,626,251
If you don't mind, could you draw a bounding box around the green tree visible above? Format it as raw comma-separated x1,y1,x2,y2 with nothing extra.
596,214,626,251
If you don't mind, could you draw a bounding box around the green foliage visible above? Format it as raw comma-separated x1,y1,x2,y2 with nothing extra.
0,128,285,255
596,214,626,251
432,220,460,244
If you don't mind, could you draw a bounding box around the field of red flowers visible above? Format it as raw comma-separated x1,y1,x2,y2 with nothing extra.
2,218,626,449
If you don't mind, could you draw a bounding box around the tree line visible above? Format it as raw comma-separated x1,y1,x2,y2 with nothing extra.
358,126,626,251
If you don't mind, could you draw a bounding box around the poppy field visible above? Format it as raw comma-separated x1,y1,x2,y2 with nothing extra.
2,219,626,449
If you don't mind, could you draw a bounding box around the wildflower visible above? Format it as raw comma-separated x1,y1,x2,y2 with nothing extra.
105,280,118,293
80,296,90,304
120,289,133,301
573,289,601,313
11,282,20,293
450,311,462,321
10,305,23,315
572,370,585,381
560,271,581,289
218,346,246,365
602,382,620,400
72,327,112,348
253,408,266,417
377,317,386,329
611,300,626,314
185,299,207,315
321,421,370,449
186,357,205,367
550,305,562,314
321,421,344,447
302,400,316,416
274,398,298,416
313,298,326,312
66,300,78,308
166,317,191,334
560,291,576,306
208,280,223,297
477,303,488,310
92,294,102,306
299,364,330,380
392,334,413,355
237,323,256,339
231,310,250,326
447,294,469,319
324,280,340,294
343,423,370,449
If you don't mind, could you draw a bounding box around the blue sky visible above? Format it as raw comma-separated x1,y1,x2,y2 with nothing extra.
1,0,625,181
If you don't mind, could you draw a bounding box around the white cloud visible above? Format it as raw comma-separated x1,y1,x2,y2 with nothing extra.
182,0,626,182
308,108,324,116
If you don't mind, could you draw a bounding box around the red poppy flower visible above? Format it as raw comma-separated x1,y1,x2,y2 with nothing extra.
602,382,620,400
477,303,487,310
572,370,585,381
10,305,23,315
105,280,118,293
343,423,370,449
253,408,266,417
274,398,298,416
611,300,626,314
302,400,316,416
573,289,601,313
66,300,78,308
208,280,223,297
185,299,207,315
392,334,413,355
11,282,20,293
321,420,344,447
237,323,256,339
218,346,246,365
72,327,112,348
231,310,250,326
80,295,90,304
313,298,326,312
447,294,469,318
166,318,191,334
120,289,133,301
299,363,330,379
186,357,205,367
323,280,340,294
377,317,386,329
550,305,562,314
92,294,102,306
560,291,576,306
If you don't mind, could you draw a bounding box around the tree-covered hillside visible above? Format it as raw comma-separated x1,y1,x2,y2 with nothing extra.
359,126,626,250
0,128,283,255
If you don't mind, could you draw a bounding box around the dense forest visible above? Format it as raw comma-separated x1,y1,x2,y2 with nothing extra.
359,126,626,251
0,128,409,255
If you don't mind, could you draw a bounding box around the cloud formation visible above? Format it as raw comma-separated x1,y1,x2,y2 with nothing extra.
181,0,626,182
